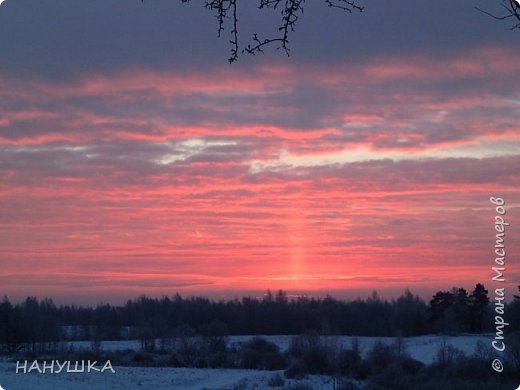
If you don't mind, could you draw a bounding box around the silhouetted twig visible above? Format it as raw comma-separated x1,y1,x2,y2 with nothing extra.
178,0,363,62
476,0,520,30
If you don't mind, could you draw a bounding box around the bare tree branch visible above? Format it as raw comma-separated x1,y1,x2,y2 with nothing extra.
166,0,519,63
324,0,363,13
245,0,305,57
178,0,363,62
476,0,520,30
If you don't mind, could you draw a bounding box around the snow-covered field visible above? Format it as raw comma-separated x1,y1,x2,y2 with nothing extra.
67,333,492,365
0,334,493,390
0,364,335,390
231,334,492,365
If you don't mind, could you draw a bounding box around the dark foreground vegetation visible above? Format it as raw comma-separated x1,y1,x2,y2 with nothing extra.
7,331,520,390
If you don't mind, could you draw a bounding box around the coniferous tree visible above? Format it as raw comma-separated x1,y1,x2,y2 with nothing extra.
451,287,470,332
427,291,454,333
469,283,490,332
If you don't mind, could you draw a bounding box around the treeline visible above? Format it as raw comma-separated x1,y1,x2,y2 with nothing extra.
2,283,520,353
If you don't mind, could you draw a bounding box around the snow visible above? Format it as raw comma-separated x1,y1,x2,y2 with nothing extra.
0,334,493,389
0,364,333,390
68,333,492,365
230,333,492,364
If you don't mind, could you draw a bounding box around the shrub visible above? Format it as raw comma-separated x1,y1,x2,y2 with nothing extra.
336,348,361,376
452,356,490,381
364,347,518,390
506,330,520,372
267,373,285,387
284,359,306,379
364,338,424,389
366,340,395,372
240,337,286,370
207,351,232,368
401,356,424,375
246,337,280,353
282,385,314,390
171,339,200,367
287,332,320,357
264,351,287,370
332,376,361,390
352,359,370,380
472,340,494,362
198,320,228,354
434,338,464,367
131,351,154,364
233,378,248,390
241,348,261,369
286,331,337,374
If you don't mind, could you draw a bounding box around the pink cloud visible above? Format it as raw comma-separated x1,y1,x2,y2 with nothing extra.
1,44,519,302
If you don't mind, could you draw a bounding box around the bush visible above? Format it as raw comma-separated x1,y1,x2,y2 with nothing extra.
336,348,361,376
170,339,200,367
352,359,371,380
287,332,321,357
364,338,424,389
506,330,520,372
233,378,248,390
368,362,410,390
198,320,228,354
286,332,337,374
434,338,464,367
472,340,494,362
282,385,314,390
241,348,261,369
207,351,232,368
284,359,306,379
240,337,286,370
332,376,361,390
131,352,154,364
267,373,285,387
453,356,490,380
401,356,424,375
366,340,395,372
363,346,518,390
56,346,102,362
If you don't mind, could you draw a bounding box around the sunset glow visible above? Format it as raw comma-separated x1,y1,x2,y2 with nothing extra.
0,1,519,304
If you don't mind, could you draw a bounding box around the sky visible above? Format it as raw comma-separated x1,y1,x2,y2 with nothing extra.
0,0,519,304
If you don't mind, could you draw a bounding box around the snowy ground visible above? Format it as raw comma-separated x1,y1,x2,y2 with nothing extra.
0,364,334,390
0,334,493,390
67,333,492,365
231,334,492,365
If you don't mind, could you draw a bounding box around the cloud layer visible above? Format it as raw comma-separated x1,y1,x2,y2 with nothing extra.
0,1,519,303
